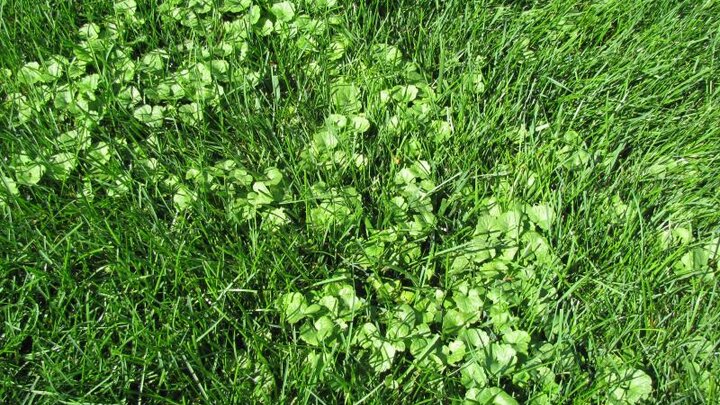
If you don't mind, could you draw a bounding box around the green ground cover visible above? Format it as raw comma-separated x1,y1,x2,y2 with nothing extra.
1,0,719,403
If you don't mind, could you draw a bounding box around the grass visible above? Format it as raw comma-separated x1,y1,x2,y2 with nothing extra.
1,0,719,403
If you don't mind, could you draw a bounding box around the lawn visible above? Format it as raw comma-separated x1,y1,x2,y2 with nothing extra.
1,0,719,403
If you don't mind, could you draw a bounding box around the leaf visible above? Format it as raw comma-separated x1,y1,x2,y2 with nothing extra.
264,167,283,186
78,23,101,40
461,360,488,389
246,5,262,25
211,59,229,76
17,62,47,85
466,387,519,405
173,185,196,210
607,368,653,404
392,85,418,103
677,246,710,274
331,82,361,113
262,207,290,230
309,0,337,8
328,38,346,61
277,292,308,324
251,181,274,205
256,18,274,36
88,142,112,166
527,204,555,231
313,130,339,151
486,343,517,376
270,1,296,23
350,115,371,133
502,330,531,355
118,85,141,107
46,56,67,79
229,168,253,186
453,288,483,318
178,103,202,125
371,44,403,66
0,175,19,206
49,152,78,181
354,322,380,349
133,105,165,127
337,285,365,315
431,120,453,142
460,329,491,349
442,309,471,334
13,154,45,186
369,340,396,372
141,50,167,71
442,340,467,365
314,316,335,343
223,0,251,12
114,0,137,14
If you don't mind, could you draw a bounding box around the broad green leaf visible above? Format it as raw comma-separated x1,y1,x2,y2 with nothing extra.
350,115,370,133
326,114,348,129
328,39,346,61
78,23,101,40
262,207,290,230
230,168,253,186
527,204,555,231
466,387,519,405
56,129,91,151
319,295,339,316
486,343,517,376
246,5,262,25
256,18,274,36
331,82,361,113
0,175,19,204
277,292,308,324
314,315,335,343
14,154,45,186
191,63,213,85
18,62,46,85
133,105,165,127
460,329,491,349
189,0,212,13
270,1,296,23
309,0,336,8
453,288,483,317
78,74,100,97
371,44,402,66
88,142,112,166
354,322,379,349
502,330,531,355
173,185,196,210
443,308,471,334
46,56,67,79
369,340,396,372
461,360,488,388
223,0,251,12
251,182,274,205
392,85,418,103
431,120,453,142
210,59,229,77
178,103,202,125
49,152,78,181
118,85,141,107
142,50,167,71
338,285,365,315
607,368,653,404
442,340,467,365
114,0,137,14
677,246,710,274
264,167,283,186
